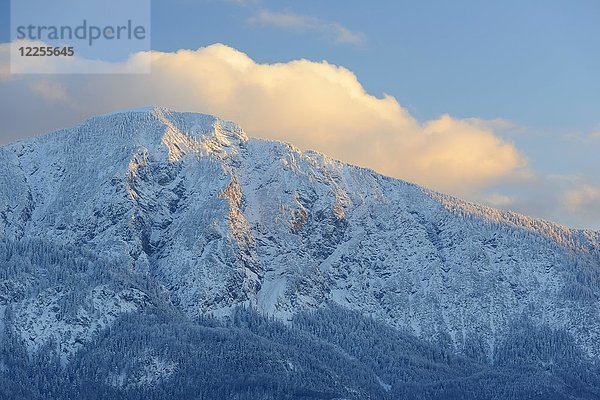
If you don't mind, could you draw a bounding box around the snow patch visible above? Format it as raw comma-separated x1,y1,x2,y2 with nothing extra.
13,285,150,362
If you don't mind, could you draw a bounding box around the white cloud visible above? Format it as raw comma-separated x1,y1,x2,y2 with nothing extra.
480,193,517,208
249,10,314,29
479,174,600,230
564,184,600,221
562,129,600,143
248,10,365,45
29,80,70,102
331,24,365,45
227,0,260,5
585,130,600,142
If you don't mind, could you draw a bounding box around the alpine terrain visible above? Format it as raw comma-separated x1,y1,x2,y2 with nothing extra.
0,107,599,399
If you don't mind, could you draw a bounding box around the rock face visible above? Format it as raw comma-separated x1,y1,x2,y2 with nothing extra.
0,108,599,396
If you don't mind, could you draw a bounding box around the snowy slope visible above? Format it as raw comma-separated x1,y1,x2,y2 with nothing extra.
0,107,598,363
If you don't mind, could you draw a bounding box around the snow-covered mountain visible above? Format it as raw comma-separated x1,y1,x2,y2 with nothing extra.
0,108,599,399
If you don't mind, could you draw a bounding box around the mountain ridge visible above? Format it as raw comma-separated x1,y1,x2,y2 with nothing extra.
12,107,597,238
0,107,599,399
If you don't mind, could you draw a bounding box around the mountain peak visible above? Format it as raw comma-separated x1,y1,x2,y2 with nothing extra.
2,107,600,399
90,106,249,144
2,108,600,355
9,107,249,166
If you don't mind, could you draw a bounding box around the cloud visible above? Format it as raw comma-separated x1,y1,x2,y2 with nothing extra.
249,10,315,29
462,117,515,132
477,174,600,230
564,184,600,221
1,42,527,198
479,193,517,208
29,80,70,103
562,129,600,143
580,130,600,143
226,0,260,5
248,10,365,45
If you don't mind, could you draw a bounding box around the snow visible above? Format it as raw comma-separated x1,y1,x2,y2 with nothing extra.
107,353,177,389
13,285,150,363
0,107,599,372
99,106,157,117
376,375,392,392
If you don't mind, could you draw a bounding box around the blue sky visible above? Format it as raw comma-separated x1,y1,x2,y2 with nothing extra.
0,0,598,228
2,0,599,128
154,1,599,130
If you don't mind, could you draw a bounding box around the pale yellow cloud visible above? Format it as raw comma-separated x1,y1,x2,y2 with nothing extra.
0,42,528,197
585,130,600,142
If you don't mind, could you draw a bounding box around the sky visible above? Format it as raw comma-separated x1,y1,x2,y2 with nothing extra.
0,0,599,229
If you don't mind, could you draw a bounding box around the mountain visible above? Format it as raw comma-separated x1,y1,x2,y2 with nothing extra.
0,107,599,399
